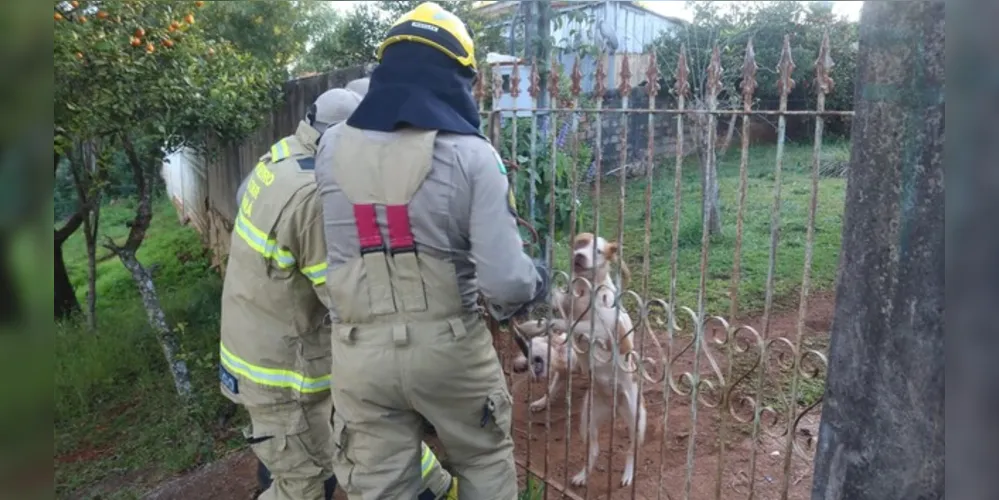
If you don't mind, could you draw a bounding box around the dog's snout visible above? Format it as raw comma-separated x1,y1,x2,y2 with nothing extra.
573,253,587,267
512,356,529,373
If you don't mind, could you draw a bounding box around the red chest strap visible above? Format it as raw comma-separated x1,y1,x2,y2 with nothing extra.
352,203,416,254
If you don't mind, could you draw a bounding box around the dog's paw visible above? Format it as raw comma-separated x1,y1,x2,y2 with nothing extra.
571,471,587,487
529,399,548,413
620,472,634,487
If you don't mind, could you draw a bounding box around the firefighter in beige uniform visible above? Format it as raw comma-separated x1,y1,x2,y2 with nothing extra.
221,86,454,500
315,3,549,499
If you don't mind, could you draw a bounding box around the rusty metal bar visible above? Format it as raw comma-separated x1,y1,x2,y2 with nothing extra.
761,35,795,340
658,44,689,500
758,33,796,496
561,56,583,498
682,44,723,500
476,108,853,116
523,56,537,491
778,32,835,500
634,49,659,500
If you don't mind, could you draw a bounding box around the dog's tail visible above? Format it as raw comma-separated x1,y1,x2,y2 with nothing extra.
618,258,632,291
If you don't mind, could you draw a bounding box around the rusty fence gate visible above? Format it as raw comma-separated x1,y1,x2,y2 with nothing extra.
473,34,854,500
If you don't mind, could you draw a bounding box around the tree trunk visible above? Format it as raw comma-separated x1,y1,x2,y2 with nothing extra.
0,240,19,325
117,133,193,399
701,108,722,237
718,112,738,158
704,154,722,236
84,203,100,330
810,2,944,499
69,140,102,330
54,211,85,320
55,237,80,320
116,247,193,397
693,98,723,237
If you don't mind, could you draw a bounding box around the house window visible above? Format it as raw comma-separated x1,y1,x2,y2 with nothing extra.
501,74,511,92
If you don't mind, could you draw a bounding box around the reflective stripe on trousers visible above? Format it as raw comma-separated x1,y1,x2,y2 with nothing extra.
220,342,330,393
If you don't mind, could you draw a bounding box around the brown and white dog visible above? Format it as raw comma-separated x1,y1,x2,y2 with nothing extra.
552,232,655,359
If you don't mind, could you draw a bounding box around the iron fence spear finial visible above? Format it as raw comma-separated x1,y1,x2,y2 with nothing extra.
777,34,796,96
675,44,690,98
741,38,758,100
815,31,835,95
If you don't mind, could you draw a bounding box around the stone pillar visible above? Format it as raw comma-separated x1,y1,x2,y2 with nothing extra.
810,2,944,500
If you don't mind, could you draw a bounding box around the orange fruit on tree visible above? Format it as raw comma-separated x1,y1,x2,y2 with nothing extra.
96,11,108,20
184,13,194,24
54,12,63,21
78,15,87,23
75,52,84,60
130,37,141,47
162,39,174,48
71,1,79,8
207,47,215,56
196,1,205,7
146,42,155,53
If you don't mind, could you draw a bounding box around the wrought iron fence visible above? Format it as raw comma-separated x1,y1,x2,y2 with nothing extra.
474,33,853,500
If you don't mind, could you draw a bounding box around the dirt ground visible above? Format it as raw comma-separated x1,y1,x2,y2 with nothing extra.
78,294,833,500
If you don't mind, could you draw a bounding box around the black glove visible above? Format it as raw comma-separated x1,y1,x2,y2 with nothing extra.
529,258,551,305
483,259,551,323
509,259,550,320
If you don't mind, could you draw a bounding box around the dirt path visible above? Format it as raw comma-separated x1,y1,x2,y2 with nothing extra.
77,294,833,500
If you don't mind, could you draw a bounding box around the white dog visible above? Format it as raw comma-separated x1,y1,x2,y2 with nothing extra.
514,309,648,487
512,323,583,412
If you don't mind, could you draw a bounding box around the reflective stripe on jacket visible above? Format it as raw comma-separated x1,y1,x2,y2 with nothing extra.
219,121,332,406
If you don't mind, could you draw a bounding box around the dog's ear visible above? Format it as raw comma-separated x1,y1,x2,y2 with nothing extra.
605,242,620,261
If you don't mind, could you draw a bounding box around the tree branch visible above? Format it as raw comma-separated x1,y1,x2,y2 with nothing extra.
55,209,85,245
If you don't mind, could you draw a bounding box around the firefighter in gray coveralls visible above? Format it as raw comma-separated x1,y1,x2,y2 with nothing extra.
313,3,549,499
227,83,456,500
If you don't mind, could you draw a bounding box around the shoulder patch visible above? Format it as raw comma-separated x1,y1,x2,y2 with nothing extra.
296,157,316,171
492,149,507,175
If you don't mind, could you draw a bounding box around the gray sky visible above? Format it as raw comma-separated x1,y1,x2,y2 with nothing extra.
326,1,864,22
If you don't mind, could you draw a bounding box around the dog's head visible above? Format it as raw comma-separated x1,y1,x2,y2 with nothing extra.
512,335,564,380
572,232,619,280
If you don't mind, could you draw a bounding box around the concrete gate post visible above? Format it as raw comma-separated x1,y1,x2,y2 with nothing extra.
810,2,944,499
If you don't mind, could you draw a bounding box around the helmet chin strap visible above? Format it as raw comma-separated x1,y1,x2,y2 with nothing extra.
306,103,318,127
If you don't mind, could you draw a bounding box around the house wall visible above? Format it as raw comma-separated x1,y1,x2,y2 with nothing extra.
578,87,697,177
490,1,684,94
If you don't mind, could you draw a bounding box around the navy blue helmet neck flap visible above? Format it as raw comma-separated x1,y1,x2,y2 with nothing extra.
346,42,481,136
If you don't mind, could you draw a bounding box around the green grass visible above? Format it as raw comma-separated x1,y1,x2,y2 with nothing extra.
55,197,242,498
547,141,849,319
54,141,849,497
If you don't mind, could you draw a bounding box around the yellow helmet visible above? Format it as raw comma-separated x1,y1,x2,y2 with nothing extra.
376,2,476,71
